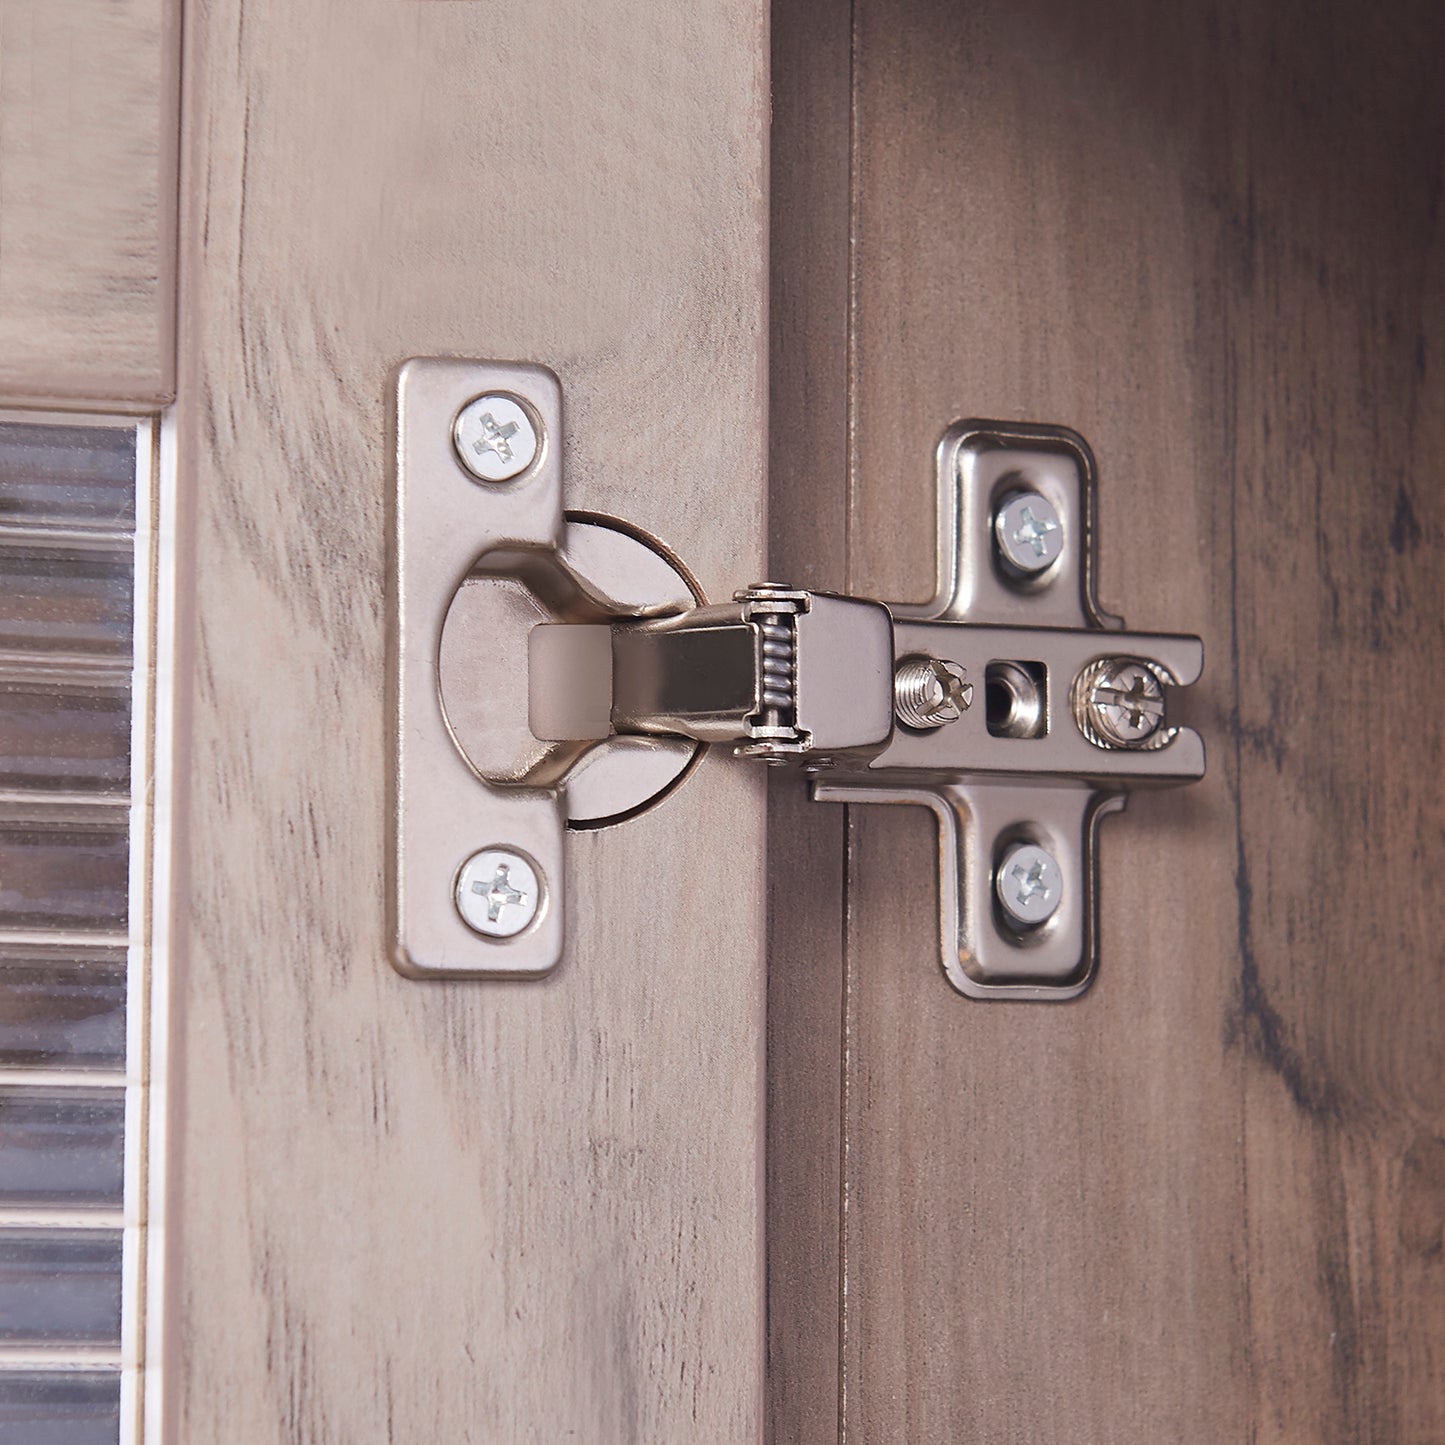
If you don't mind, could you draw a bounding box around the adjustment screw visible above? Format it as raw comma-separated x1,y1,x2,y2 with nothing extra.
995,842,1063,928
894,657,973,730
455,849,542,938
1082,659,1165,747
453,394,539,483
994,490,1064,575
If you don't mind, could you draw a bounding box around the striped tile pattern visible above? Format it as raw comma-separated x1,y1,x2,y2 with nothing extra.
0,417,153,1445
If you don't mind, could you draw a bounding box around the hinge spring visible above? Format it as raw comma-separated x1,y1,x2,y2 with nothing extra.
757,615,795,723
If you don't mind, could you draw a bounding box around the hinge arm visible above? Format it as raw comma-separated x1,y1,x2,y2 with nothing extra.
533,585,1203,787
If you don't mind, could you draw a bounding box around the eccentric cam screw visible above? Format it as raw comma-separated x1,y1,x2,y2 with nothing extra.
1082,659,1166,747
894,657,973,730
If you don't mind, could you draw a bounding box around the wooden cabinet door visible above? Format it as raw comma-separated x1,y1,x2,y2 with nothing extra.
768,2,1445,1441
166,4,771,1442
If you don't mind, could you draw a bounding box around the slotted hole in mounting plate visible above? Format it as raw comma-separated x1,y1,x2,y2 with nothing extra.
984,660,1047,738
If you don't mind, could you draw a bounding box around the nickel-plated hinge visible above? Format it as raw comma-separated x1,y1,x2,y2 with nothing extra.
392,359,1204,998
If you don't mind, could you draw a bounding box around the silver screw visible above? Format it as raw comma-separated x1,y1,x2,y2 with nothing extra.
995,842,1063,928
994,490,1064,575
894,657,973,730
1083,659,1165,747
453,394,539,483
455,848,541,938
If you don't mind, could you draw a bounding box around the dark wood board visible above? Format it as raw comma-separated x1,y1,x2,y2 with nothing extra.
769,0,1445,1439
766,0,852,1439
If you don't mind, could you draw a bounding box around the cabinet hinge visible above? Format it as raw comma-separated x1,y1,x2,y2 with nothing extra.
391,359,1204,998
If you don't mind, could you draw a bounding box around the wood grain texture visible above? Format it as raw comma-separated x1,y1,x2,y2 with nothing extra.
765,0,852,1439
166,2,768,1440
770,0,1445,1438
0,0,177,406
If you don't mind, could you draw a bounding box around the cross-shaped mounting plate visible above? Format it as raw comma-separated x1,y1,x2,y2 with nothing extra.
812,420,1203,999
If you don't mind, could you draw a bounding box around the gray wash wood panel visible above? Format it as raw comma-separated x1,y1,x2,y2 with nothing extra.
166,1,770,1438
0,0,177,405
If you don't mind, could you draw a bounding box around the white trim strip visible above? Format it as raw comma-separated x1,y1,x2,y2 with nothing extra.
138,405,178,1445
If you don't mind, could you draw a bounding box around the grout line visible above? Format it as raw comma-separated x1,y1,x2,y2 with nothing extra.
0,1349,123,1370
0,654,133,689
0,524,135,553
0,792,131,825
0,1069,129,1089
0,1210,125,1231
0,931,130,953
